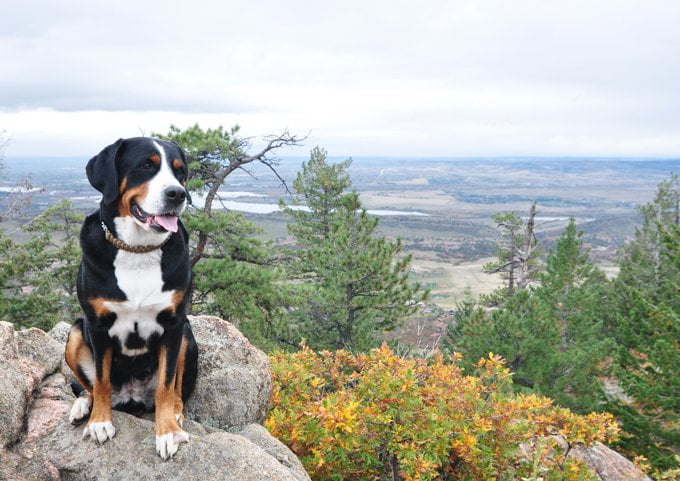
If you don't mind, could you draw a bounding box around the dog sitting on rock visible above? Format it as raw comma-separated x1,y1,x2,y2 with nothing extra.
65,137,198,460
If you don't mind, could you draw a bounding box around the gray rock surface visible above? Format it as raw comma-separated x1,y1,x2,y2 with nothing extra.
47,321,71,344
0,321,26,449
13,374,307,481
0,322,63,449
565,440,652,481
236,423,310,481
1,317,310,481
48,321,77,385
15,327,63,384
521,436,652,481
185,315,273,430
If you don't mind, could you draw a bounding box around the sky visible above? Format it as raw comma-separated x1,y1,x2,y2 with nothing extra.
1,0,679,158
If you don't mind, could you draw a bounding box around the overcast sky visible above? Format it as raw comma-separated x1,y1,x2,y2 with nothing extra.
1,0,679,158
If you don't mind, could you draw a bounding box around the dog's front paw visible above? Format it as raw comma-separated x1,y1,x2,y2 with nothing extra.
155,430,189,460
69,396,92,425
82,420,116,444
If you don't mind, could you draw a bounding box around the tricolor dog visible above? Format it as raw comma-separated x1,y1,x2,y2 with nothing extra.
65,137,198,460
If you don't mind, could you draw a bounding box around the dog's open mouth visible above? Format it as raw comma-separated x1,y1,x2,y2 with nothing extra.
131,203,179,233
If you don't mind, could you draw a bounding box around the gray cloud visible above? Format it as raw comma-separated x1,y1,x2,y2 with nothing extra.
1,0,679,155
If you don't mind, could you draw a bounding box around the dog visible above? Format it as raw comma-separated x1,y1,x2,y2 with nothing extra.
65,137,198,460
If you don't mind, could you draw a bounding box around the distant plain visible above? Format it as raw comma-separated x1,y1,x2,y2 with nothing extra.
2,155,678,307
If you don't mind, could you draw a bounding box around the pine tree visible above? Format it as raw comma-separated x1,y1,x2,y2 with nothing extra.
445,218,612,413
304,193,427,350
284,150,428,351
0,200,84,329
533,218,613,412
617,174,680,301
605,176,680,470
281,146,352,245
536,218,609,352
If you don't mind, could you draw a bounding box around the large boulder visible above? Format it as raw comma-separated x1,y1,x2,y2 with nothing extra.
185,315,272,430
0,321,26,449
0,322,63,449
0,318,310,481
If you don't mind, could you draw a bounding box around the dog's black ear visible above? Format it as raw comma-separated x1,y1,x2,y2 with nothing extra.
86,139,124,205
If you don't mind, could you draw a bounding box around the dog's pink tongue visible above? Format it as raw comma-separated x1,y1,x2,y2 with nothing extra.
153,214,178,232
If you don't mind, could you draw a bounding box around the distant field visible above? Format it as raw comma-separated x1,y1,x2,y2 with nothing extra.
410,256,505,307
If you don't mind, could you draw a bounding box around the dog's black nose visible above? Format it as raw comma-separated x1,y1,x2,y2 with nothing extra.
164,186,187,205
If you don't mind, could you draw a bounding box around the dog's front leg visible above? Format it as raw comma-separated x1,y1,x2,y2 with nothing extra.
82,330,115,444
155,326,189,460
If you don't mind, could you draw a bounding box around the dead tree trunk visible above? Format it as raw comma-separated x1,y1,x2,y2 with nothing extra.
489,203,539,296
515,203,538,290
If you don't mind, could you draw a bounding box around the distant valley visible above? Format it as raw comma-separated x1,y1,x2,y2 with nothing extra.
2,155,678,306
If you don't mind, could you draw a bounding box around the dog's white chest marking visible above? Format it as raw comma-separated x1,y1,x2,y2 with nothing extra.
106,245,174,355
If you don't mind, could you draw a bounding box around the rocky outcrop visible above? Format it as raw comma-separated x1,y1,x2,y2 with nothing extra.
0,322,63,450
0,317,310,481
185,315,273,430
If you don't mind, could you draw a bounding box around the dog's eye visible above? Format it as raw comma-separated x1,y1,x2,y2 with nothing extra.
142,162,152,170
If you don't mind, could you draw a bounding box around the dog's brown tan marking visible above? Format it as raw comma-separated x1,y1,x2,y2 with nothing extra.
155,344,181,436
87,346,113,425
118,182,149,217
150,154,161,165
172,158,182,170
118,176,128,195
163,289,185,315
154,344,188,458
173,337,188,424
65,324,94,392
88,297,112,317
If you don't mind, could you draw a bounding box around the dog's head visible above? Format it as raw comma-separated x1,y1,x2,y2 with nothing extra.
87,137,191,233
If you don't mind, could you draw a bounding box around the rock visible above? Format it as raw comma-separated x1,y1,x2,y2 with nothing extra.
236,424,311,481
13,376,307,481
48,321,76,385
567,441,652,481
15,327,64,387
0,321,18,358
0,449,35,481
185,315,272,430
1,317,311,481
521,436,652,481
0,321,26,449
47,321,72,344
0,322,63,449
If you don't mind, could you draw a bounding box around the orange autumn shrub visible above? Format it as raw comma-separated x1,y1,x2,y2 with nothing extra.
266,345,619,481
